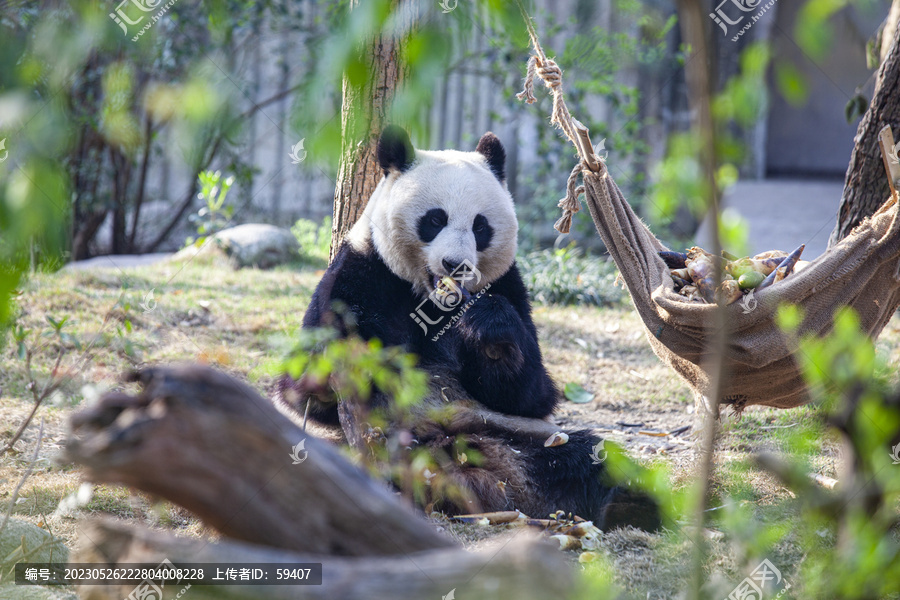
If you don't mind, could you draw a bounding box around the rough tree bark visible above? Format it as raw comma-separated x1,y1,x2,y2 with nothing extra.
63,365,576,600
64,365,451,557
880,0,900,62
329,0,416,262
73,519,572,600
829,14,900,246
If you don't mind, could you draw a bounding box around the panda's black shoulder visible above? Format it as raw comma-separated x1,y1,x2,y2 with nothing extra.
483,263,536,327
302,241,416,343
488,262,528,298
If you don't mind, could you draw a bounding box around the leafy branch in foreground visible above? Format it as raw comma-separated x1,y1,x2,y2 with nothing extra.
280,326,475,510
0,418,68,582
754,306,900,599
1,317,80,455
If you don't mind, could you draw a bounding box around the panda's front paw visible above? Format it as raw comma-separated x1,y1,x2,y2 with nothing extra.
481,340,525,370
458,295,525,369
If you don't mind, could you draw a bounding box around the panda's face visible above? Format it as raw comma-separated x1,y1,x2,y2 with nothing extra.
347,128,517,296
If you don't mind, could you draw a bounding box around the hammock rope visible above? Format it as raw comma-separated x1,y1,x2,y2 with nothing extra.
514,1,602,233
515,14,900,410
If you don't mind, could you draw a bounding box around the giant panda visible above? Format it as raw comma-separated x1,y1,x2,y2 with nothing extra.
279,126,659,531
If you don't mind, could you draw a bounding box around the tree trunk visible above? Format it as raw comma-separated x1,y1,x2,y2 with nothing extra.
880,0,900,65
828,16,900,246
329,0,416,262
71,210,108,260
111,149,129,254
63,364,576,600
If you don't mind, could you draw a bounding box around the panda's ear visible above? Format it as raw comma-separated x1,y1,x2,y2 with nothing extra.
475,132,506,183
377,125,415,174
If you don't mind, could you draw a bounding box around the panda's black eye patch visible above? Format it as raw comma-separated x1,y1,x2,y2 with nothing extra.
473,214,493,251
417,208,448,243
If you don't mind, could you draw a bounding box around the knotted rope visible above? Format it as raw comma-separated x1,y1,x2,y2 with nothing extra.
514,0,602,233
555,163,586,234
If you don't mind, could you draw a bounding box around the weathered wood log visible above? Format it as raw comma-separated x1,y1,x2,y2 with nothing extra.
73,517,575,600
64,365,577,599
64,364,453,556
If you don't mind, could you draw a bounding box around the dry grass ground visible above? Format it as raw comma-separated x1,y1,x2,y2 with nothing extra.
2,259,900,598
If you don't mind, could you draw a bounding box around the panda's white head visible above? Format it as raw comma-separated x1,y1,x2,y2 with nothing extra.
346,126,518,296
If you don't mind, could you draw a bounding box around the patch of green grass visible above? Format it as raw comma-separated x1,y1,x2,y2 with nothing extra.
2,261,321,411
719,404,835,460
13,483,136,520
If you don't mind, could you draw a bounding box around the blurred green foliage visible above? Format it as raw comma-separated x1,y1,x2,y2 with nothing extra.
563,300,900,597
1,0,315,265
279,325,479,509
651,41,768,251
185,170,236,247
283,326,428,410
291,215,333,266
749,305,900,598
517,244,627,307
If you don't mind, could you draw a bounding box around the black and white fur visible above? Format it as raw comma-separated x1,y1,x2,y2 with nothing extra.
280,126,659,531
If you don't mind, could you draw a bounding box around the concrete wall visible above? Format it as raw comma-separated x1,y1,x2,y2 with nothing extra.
764,0,888,177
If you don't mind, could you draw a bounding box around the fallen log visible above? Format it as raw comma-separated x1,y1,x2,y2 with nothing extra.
64,364,451,556
63,364,576,600
73,518,574,600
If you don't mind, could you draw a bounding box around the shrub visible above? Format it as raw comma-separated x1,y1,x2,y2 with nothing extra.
517,245,626,307
292,216,332,265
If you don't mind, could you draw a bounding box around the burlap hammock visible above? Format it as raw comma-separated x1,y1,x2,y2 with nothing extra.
517,42,900,411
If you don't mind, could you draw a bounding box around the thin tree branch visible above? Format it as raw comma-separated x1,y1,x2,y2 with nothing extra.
128,116,154,251
0,419,44,539
1,345,62,455
238,82,305,120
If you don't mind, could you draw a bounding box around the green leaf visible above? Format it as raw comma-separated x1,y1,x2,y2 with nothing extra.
844,93,868,124
774,62,809,107
564,382,595,404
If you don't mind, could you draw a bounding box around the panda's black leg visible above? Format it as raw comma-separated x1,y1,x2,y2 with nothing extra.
423,424,661,531
517,430,662,531
456,294,557,418
275,374,341,426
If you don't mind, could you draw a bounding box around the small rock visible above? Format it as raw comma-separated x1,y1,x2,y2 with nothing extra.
172,224,299,269
0,518,68,564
